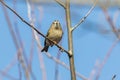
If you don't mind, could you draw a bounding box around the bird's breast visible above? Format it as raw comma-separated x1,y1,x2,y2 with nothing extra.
48,29,63,43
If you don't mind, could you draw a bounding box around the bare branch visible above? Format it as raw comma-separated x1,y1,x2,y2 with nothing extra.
0,54,17,79
0,0,70,56
0,70,18,80
65,0,76,80
55,0,66,9
32,27,48,80
102,8,120,39
34,32,47,80
71,0,97,31
26,0,47,79
1,4,30,80
95,39,119,80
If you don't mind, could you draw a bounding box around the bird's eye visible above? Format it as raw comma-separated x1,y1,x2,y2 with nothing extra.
53,20,59,25
53,22,56,24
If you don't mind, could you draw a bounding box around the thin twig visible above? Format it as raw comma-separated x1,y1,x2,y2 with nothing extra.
12,0,22,79
0,70,18,80
2,4,29,80
26,0,47,80
88,60,100,80
55,0,66,9
95,39,119,80
32,24,48,80
13,1,31,79
36,36,47,80
113,10,120,26
0,54,17,80
0,0,70,56
28,37,37,80
102,8,120,38
72,0,97,31
54,45,61,80
26,0,38,80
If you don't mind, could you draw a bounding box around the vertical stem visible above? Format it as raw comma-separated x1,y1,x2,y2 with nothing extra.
65,0,76,80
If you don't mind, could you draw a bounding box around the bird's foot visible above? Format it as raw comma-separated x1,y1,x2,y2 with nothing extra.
59,47,64,52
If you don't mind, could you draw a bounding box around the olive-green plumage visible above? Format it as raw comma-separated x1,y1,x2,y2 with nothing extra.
41,20,63,52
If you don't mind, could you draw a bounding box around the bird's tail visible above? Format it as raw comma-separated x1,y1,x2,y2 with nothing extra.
41,46,49,52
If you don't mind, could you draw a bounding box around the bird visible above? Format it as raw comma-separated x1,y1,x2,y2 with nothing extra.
41,20,63,52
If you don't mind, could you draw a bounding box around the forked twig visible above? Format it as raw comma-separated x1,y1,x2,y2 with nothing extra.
55,0,66,9
72,0,97,31
102,8,120,38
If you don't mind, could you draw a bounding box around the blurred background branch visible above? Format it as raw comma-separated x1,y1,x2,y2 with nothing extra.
5,0,120,6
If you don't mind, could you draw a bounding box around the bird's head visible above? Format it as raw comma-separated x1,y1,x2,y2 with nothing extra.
52,20,61,29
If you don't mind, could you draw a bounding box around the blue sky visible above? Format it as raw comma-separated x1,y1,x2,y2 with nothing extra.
0,1,120,80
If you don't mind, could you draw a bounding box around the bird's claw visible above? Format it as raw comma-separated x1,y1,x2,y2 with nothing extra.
59,47,64,52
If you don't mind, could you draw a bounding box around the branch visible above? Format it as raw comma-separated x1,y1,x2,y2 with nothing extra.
55,0,66,9
26,0,47,79
95,39,119,80
0,0,70,56
71,0,97,31
25,0,42,80
0,70,18,80
2,4,30,80
65,0,76,80
1,54,17,79
102,8,120,39
35,34,47,80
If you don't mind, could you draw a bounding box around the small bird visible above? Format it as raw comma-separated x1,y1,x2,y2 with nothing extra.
41,20,63,52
